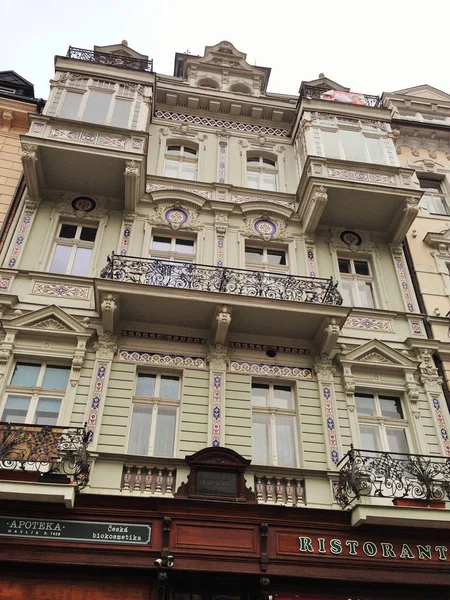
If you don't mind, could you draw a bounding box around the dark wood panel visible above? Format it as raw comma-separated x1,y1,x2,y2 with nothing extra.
174,522,257,553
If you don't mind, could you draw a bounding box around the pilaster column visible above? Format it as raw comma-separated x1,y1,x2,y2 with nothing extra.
214,213,229,267
305,236,317,278
85,333,118,448
314,355,341,468
390,244,415,312
217,131,229,184
117,213,136,256
207,342,229,447
7,199,39,268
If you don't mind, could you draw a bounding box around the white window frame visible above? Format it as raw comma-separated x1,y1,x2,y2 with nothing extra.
244,243,288,272
338,256,377,308
1,361,70,426
149,233,197,263
418,176,450,217
163,143,198,180
56,78,140,129
246,154,278,191
127,372,181,458
319,126,390,165
251,380,298,467
354,391,411,454
48,222,98,276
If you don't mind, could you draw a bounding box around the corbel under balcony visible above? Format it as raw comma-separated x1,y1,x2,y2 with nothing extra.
20,143,40,200
296,156,423,242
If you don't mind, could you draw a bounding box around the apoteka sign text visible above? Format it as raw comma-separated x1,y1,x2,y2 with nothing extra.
0,516,151,545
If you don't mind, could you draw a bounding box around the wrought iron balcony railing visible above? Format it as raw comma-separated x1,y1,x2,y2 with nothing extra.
0,422,90,490
300,85,381,108
100,254,343,305
66,46,153,72
336,447,450,508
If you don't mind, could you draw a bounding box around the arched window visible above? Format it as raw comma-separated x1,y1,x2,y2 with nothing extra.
230,83,252,95
198,78,220,90
246,155,277,191
164,144,198,180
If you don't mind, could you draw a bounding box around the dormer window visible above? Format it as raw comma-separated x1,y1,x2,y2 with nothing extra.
198,78,220,90
230,83,252,95
247,155,277,191
164,144,198,180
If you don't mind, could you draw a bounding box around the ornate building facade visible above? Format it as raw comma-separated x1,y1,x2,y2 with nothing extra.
0,41,448,599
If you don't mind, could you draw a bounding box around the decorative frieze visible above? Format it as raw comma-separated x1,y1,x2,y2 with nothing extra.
230,341,310,355
327,168,396,185
146,183,212,200
49,128,128,149
121,330,206,344
230,194,296,210
229,361,312,379
118,350,206,369
344,316,393,332
31,281,90,299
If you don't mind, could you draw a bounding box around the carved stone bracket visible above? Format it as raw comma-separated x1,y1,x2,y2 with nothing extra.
20,143,40,200
124,160,141,211
94,332,118,361
213,306,232,346
207,342,229,371
70,339,87,386
100,294,119,334
316,317,341,356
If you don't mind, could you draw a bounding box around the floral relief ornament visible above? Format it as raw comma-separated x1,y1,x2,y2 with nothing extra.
148,203,203,231
239,214,293,242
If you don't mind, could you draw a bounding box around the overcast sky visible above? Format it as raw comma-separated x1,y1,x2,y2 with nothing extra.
3,0,450,100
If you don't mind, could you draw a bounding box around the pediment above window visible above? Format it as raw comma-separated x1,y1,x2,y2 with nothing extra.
94,41,148,61
2,305,91,339
338,339,418,371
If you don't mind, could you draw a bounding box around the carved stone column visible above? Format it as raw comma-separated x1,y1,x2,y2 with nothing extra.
207,343,229,447
314,355,341,468
417,349,450,456
85,333,118,448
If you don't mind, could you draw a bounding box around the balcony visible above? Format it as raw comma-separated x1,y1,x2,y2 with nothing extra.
300,85,381,108
336,448,450,509
0,423,90,496
66,46,153,72
297,156,423,243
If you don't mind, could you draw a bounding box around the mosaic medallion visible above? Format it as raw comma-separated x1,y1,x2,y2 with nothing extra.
165,208,188,226
340,230,361,246
254,219,277,237
72,197,96,212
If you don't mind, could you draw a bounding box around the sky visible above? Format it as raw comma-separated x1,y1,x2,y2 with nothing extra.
2,0,450,100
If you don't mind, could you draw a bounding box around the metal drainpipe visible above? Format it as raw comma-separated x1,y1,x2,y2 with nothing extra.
403,238,450,410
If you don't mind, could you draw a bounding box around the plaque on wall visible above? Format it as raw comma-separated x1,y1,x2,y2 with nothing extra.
197,470,237,497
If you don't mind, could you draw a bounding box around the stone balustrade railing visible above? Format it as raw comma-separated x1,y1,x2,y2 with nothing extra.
121,465,176,496
253,474,305,506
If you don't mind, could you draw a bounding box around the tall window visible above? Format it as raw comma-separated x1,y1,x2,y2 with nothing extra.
245,245,287,270
164,145,198,180
355,392,409,454
252,382,297,467
419,178,449,216
1,362,70,426
247,156,277,191
128,373,180,457
320,129,388,165
150,235,196,263
338,257,375,308
49,223,97,276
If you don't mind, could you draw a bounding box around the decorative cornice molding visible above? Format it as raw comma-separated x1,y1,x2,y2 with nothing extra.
118,350,206,369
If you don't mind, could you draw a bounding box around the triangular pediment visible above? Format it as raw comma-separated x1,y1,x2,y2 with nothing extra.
391,84,450,102
3,305,90,337
302,75,349,92
338,339,417,370
94,42,148,61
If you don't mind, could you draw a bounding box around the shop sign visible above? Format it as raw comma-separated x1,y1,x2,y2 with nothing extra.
277,534,448,562
0,516,151,545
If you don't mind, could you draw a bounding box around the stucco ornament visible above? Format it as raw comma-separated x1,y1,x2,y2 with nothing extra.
148,203,203,231
239,213,293,242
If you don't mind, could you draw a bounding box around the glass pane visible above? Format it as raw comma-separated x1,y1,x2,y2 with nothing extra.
247,172,259,189
83,90,111,124
338,258,351,273
59,224,77,239
276,415,296,467
181,162,196,180
354,260,370,276
321,130,341,159
358,281,375,308
252,414,270,464
263,158,276,168
59,91,83,119
341,279,356,306
175,239,194,254
247,157,259,165
10,363,40,386
355,394,376,416
164,160,179,178
34,398,61,425
2,395,31,423
359,426,381,451
183,147,197,156
419,178,442,191
160,376,179,399
273,385,292,409
80,227,97,242
110,98,131,128
340,129,366,162
267,250,286,266
380,396,404,419
428,195,448,215
152,236,172,252
262,173,277,191
49,245,71,274
167,146,181,155
154,406,176,457
366,137,386,164
245,247,263,263
71,247,92,276
42,366,70,389
252,383,269,407
386,428,409,454
128,405,152,455
136,374,156,397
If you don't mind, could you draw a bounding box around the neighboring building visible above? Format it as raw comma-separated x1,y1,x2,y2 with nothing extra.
0,71,40,235
0,41,448,599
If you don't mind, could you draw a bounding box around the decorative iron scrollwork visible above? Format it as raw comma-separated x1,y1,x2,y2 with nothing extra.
0,423,90,490
336,447,450,508
100,254,343,306
66,46,153,73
